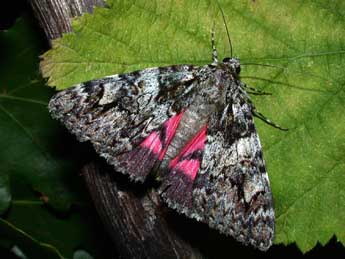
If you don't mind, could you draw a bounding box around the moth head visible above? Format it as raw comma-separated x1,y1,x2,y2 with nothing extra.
222,57,241,76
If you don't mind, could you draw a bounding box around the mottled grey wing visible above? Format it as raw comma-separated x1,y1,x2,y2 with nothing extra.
49,65,197,181
159,97,274,250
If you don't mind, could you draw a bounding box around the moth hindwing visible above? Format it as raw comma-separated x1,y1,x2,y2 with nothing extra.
49,39,274,252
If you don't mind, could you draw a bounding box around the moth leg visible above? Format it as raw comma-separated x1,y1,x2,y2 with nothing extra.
211,23,218,64
241,83,272,95
253,109,288,131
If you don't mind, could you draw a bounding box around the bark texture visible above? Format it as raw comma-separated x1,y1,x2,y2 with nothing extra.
82,163,202,258
30,0,105,40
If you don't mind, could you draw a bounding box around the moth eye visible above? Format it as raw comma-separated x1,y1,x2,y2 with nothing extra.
236,65,241,74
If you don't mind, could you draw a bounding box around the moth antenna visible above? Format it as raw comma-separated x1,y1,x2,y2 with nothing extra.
216,0,233,57
211,21,219,64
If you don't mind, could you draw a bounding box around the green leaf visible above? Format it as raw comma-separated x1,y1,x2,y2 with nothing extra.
0,175,11,214
40,0,345,253
4,203,109,259
0,15,91,213
0,218,63,259
0,15,110,258
73,250,94,259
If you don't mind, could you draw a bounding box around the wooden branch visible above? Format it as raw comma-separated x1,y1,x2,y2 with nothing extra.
28,0,202,257
29,0,105,40
82,163,201,258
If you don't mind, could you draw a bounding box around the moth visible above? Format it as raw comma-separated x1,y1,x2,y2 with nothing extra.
49,19,280,251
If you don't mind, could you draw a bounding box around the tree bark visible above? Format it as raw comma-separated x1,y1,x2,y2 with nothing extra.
30,0,105,41
28,0,202,258
82,163,202,259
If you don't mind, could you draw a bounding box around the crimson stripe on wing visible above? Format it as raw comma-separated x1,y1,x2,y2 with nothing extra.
160,125,207,209
169,125,207,180
115,112,184,182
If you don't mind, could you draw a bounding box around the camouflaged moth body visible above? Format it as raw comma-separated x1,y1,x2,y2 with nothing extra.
49,28,275,251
